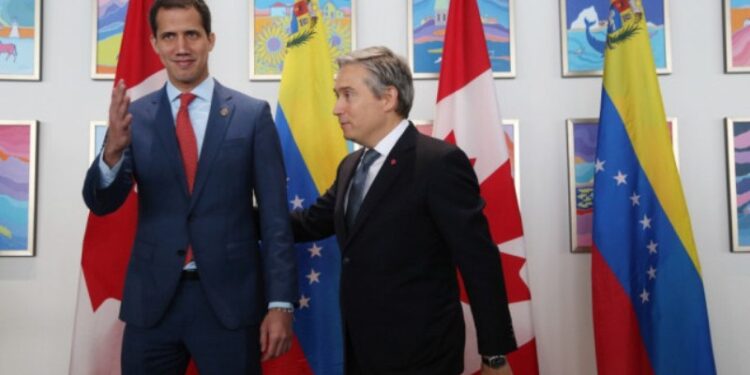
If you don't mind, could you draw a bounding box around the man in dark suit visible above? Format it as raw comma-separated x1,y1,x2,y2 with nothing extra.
290,46,517,375
82,1,296,374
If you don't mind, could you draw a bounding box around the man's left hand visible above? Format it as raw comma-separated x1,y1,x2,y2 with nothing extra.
481,363,513,375
260,309,293,360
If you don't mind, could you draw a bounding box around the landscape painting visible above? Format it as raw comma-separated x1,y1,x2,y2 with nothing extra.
408,0,515,78
724,0,750,72
726,118,750,252
560,0,670,76
0,121,37,256
250,0,354,79
93,0,128,79
0,0,41,80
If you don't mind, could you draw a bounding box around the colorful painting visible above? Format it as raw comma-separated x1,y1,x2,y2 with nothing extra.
89,121,107,163
560,0,671,76
92,0,128,79
566,118,677,252
413,119,520,198
0,121,37,256
726,118,750,252
0,0,41,80
250,0,355,80
724,0,750,72
408,0,515,78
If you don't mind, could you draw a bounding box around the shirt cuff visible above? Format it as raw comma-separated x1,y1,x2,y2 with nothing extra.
98,152,124,189
268,301,294,310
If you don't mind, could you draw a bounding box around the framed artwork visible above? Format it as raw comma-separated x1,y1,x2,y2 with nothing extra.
412,119,520,200
407,0,515,79
724,0,750,73
0,0,41,80
249,0,356,80
560,0,671,77
89,121,107,163
725,118,750,252
566,118,677,253
0,120,38,256
92,0,128,79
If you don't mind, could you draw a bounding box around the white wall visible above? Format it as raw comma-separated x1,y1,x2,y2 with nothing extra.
1,1,749,374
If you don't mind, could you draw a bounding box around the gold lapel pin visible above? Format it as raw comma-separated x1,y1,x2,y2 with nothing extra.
220,106,230,117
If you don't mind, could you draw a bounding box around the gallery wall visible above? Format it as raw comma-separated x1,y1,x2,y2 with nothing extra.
1,0,749,374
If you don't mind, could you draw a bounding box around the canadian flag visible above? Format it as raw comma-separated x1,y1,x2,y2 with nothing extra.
432,0,539,374
68,0,176,373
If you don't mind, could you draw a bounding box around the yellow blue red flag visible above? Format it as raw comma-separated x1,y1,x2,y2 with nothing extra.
263,1,347,374
592,1,716,374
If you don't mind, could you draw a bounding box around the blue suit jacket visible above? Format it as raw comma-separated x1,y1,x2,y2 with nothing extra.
83,81,297,329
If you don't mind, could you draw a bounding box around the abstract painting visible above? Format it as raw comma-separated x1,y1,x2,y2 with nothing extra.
726,118,750,252
0,0,41,80
408,0,515,78
560,0,671,76
250,0,355,80
724,0,750,72
92,0,128,79
566,118,677,252
0,120,37,256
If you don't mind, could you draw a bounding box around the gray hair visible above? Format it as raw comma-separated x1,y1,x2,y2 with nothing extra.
336,46,414,118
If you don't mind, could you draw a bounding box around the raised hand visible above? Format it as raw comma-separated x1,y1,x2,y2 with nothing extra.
104,80,133,167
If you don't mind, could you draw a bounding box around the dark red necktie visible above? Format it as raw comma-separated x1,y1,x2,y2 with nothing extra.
175,92,197,264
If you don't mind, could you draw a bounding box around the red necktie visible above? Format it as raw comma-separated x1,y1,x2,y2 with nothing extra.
176,92,197,264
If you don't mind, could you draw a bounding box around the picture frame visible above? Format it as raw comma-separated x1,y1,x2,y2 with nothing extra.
723,0,750,73
0,0,42,81
559,0,672,77
91,0,128,79
0,120,38,256
407,0,516,79
412,119,520,201
89,121,107,163
725,117,750,252
566,118,678,253
249,0,356,80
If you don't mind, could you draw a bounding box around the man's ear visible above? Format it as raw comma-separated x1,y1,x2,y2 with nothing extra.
382,86,399,113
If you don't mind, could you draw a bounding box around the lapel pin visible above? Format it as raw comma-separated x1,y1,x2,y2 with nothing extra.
390,158,397,166
220,106,230,117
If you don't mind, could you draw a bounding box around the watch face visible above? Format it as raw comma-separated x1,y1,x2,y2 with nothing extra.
483,355,507,369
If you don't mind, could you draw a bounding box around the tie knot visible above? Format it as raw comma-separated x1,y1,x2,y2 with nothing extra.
180,92,196,108
360,149,380,169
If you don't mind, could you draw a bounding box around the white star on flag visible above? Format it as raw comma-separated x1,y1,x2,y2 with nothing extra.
630,192,641,206
640,214,652,230
595,159,606,172
640,288,650,303
299,294,311,309
647,266,657,280
647,240,658,254
613,170,628,185
306,269,321,284
308,243,323,258
290,195,305,210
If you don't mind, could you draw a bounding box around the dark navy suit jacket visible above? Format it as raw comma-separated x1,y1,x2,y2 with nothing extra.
83,81,297,329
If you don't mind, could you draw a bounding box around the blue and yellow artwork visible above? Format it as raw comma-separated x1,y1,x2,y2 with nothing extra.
251,0,354,79
0,0,40,80
409,0,513,78
94,0,128,78
561,0,670,76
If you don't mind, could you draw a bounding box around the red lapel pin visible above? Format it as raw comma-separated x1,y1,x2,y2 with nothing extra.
390,158,397,166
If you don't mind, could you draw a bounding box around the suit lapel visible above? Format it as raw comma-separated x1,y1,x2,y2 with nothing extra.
345,125,417,243
190,81,234,210
150,87,191,198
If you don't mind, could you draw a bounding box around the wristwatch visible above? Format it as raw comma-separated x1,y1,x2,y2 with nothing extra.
481,355,507,369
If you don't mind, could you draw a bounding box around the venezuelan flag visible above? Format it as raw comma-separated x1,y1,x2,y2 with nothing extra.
591,1,716,374
265,1,347,374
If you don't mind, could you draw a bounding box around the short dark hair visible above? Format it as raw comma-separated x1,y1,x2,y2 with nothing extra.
149,0,212,36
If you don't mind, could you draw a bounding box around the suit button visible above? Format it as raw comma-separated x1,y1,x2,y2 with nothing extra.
342,257,350,264
177,249,186,257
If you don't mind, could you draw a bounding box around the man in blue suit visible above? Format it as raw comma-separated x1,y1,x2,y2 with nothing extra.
82,1,297,374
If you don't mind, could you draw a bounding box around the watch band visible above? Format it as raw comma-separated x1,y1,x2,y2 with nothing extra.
481,355,507,369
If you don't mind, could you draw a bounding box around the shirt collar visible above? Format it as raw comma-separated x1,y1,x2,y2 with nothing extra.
370,119,409,158
166,76,215,104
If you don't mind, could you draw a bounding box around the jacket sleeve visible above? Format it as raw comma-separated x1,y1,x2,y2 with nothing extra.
82,148,135,216
426,147,518,355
